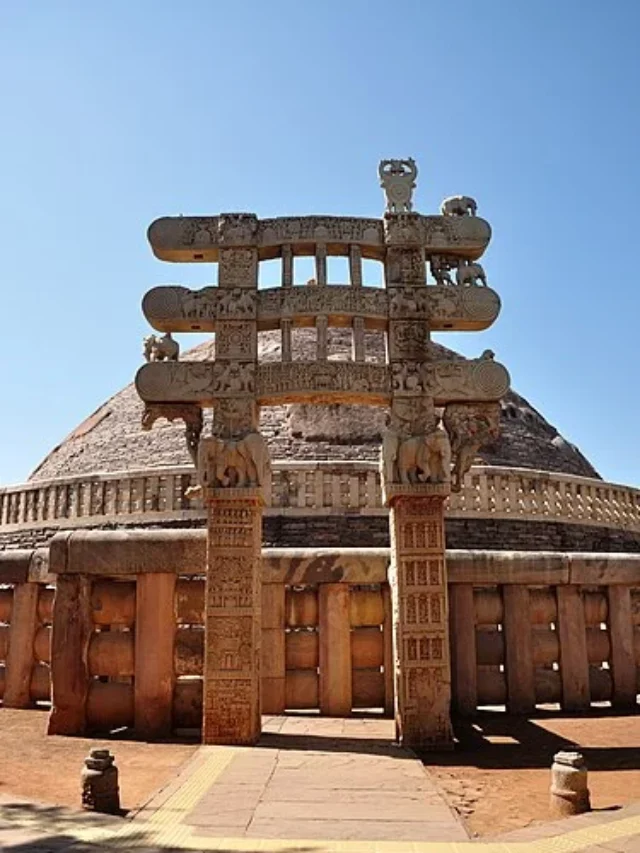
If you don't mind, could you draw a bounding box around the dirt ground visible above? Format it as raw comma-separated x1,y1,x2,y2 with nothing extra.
0,708,197,814
424,710,640,838
1,707,639,839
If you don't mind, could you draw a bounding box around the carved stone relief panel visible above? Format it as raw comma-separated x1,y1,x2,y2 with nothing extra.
385,246,426,285
387,321,431,360
215,322,257,360
256,361,390,405
219,248,259,287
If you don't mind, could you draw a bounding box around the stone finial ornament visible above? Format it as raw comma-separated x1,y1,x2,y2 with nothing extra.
143,332,180,362
81,748,120,814
379,158,418,213
440,195,477,216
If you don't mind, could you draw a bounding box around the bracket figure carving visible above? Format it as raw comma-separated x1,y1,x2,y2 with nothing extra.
143,332,179,362
443,401,501,491
141,403,203,464
379,159,418,214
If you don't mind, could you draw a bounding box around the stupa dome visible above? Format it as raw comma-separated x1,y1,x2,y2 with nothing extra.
29,330,597,482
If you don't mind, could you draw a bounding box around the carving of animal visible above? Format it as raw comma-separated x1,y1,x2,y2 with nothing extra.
456,260,487,287
430,255,455,287
143,332,180,362
199,432,269,489
440,195,478,217
382,427,451,486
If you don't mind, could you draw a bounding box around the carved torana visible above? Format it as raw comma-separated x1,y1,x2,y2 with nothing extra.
137,156,508,749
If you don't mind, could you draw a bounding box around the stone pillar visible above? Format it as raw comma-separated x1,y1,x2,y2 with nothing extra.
199,222,267,745
202,489,263,744
389,494,453,748
384,213,453,749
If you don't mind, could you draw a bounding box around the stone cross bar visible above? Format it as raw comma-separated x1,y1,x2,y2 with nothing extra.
147,213,491,263
135,356,510,407
142,283,501,334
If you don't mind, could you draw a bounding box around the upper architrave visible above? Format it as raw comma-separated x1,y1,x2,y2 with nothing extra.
147,213,491,263
142,283,501,334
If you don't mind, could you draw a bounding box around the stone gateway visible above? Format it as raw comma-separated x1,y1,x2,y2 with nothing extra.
134,159,509,748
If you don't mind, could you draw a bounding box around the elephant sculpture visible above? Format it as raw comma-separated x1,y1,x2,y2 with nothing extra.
440,195,478,217
456,260,487,287
381,426,452,486
199,432,270,489
143,332,180,362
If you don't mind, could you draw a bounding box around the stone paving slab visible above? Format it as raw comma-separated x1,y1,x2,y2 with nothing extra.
2,718,640,852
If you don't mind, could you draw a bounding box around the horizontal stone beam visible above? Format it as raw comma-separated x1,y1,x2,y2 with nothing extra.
42,535,640,586
142,284,501,334
147,214,491,263
49,529,207,576
135,357,510,406
0,548,52,584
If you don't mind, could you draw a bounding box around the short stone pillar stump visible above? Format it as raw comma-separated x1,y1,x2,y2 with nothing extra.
81,748,120,814
550,750,591,817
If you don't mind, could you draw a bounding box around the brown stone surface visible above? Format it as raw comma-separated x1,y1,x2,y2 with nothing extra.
0,707,197,811
427,712,640,838
177,716,467,841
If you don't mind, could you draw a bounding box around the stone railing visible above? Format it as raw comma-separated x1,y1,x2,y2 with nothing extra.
1,463,639,533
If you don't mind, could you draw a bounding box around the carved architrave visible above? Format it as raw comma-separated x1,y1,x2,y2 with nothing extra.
390,356,510,402
147,213,489,263
258,285,388,327
136,361,256,403
256,362,390,406
140,403,203,464
143,283,500,334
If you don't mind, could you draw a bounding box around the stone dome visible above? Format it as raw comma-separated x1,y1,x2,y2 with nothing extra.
29,329,598,482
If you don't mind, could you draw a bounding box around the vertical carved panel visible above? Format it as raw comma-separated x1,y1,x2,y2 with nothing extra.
389,495,453,748
203,499,262,744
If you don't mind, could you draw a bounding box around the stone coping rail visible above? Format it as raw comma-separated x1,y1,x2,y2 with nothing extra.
1,462,639,534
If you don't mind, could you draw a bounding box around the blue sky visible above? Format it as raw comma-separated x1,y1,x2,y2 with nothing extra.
2,1,639,486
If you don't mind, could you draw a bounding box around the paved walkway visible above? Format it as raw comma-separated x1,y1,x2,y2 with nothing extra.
1,716,640,852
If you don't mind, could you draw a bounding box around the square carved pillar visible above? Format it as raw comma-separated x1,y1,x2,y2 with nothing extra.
383,217,453,750
203,492,263,744
199,227,268,745
389,495,453,749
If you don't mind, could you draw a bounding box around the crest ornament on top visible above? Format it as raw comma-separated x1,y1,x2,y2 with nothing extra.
379,158,418,213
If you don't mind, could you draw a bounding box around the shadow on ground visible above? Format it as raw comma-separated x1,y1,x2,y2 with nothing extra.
419,709,640,771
